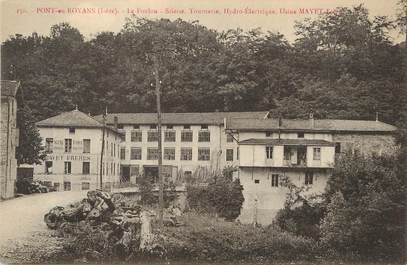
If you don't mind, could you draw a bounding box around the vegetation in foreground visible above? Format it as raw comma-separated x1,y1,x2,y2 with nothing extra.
275,152,407,262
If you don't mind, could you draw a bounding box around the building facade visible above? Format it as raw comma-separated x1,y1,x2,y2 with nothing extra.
34,110,397,224
226,113,397,225
33,110,122,191
0,81,20,200
96,112,265,183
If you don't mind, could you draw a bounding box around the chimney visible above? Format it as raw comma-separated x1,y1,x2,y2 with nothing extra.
114,116,118,129
309,110,314,128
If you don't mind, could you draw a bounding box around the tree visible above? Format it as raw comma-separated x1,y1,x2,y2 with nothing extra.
16,105,46,165
321,153,407,260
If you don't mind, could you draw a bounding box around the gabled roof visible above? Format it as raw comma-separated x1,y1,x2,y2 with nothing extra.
227,118,397,133
239,138,335,146
94,112,267,125
1,80,20,97
36,109,122,134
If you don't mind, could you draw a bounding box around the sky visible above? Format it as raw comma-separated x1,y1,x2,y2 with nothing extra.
0,0,404,43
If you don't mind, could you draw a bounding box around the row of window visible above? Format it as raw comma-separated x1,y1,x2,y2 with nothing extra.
121,147,237,161
46,161,119,176
52,181,89,191
264,146,322,161
125,130,212,143
118,124,209,130
254,172,314,187
46,138,120,158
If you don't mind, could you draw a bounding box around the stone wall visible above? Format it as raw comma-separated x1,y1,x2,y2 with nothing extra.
333,133,397,156
0,97,18,200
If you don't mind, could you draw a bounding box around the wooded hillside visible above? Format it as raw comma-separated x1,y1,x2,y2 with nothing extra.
1,5,406,127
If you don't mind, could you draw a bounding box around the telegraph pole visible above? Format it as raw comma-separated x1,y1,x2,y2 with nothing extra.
99,109,106,190
152,55,164,228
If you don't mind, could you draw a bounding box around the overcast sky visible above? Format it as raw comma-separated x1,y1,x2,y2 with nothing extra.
1,0,404,43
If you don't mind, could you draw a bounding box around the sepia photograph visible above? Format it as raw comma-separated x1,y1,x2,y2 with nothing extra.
0,0,406,264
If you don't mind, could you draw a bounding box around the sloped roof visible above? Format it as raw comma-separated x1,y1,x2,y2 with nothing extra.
239,138,335,146
36,109,122,134
227,118,397,133
94,112,267,125
1,80,20,97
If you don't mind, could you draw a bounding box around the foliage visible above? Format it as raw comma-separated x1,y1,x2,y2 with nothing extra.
1,5,404,126
186,167,244,221
275,176,325,240
138,174,177,207
16,105,46,165
320,153,407,260
150,212,318,262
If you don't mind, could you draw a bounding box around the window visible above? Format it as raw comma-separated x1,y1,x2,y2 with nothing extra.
117,124,124,129
164,131,176,142
150,125,157,129
226,149,233,161
69,127,75,134
335,142,341,154
184,171,192,177
130,165,139,176
254,179,260,184
147,148,159,160
266,146,273,159
83,139,91,153
298,132,305,138
226,134,234,143
201,124,208,129
111,143,114,157
82,182,90,190
313,147,321,161
164,148,175,160
130,147,142,160
271,174,279,187
131,131,142,142
64,181,71,191
181,131,193,142
198,131,210,142
198,148,210,161
266,131,272,137
64,161,71,174
64,139,72,153
82,162,90,174
181,148,192,160
133,125,140,129
120,147,126,160
45,161,53,174
148,131,158,142
45,138,53,153
284,146,291,160
166,125,173,129
183,125,190,129
305,172,314,185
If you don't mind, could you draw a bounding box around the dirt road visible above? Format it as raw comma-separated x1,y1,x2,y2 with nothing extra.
0,191,87,263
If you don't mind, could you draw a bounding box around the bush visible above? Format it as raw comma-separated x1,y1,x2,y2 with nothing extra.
320,153,407,260
186,167,244,221
138,174,177,207
151,213,318,262
275,201,324,240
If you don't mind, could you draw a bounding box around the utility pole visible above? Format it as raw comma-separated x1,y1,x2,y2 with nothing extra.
99,110,106,190
152,55,164,228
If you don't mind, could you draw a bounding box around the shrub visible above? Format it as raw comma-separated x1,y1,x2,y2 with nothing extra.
186,167,244,221
320,153,407,260
150,213,318,262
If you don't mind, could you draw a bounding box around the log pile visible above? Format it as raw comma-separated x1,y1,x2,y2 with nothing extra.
44,190,154,260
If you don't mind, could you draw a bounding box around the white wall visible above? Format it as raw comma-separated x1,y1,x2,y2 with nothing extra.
238,167,329,225
34,127,122,191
